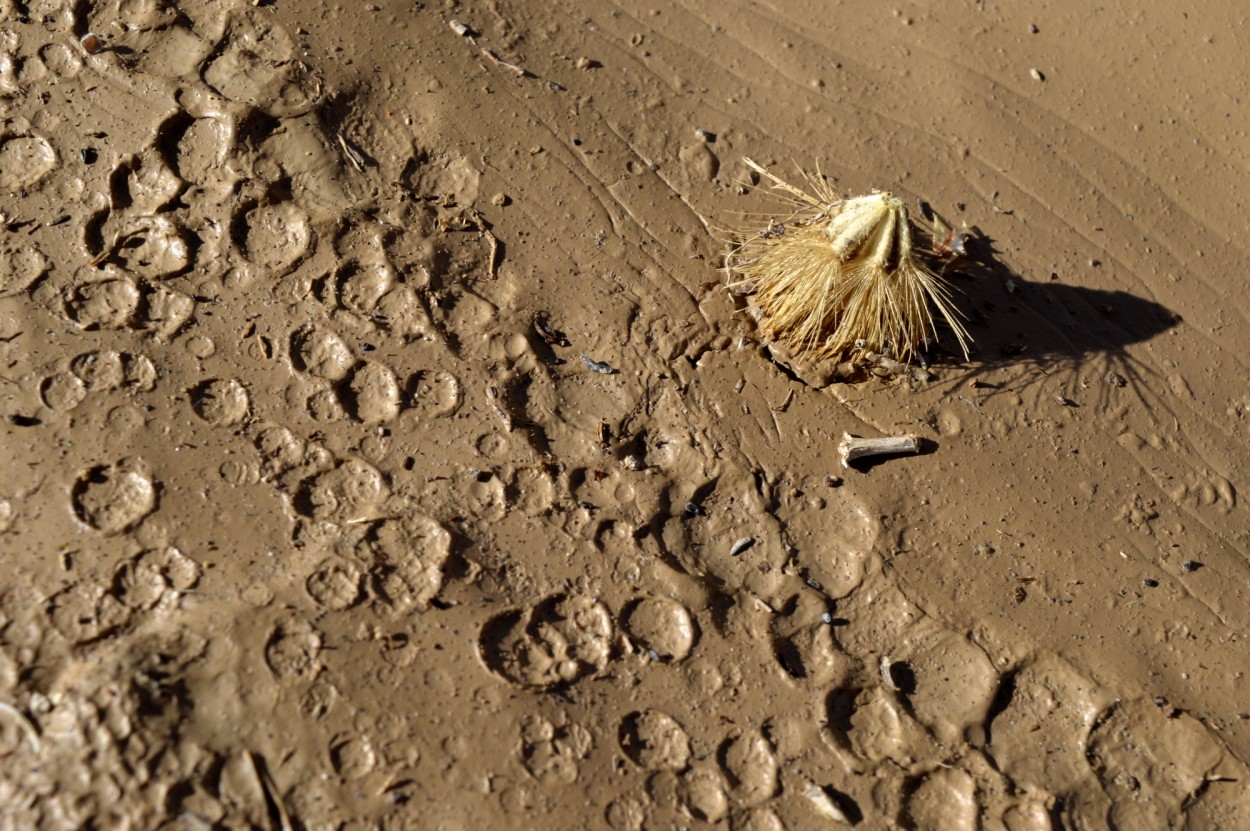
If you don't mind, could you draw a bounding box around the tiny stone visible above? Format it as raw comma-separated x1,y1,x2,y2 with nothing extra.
575,56,592,69
490,192,509,207
1029,23,1039,33
695,128,716,142
1182,560,1203,572
1030,68,1045,82
1143,578,1159,588
449,19,470,36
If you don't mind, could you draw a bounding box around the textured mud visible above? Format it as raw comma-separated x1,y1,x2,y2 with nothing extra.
1,1,1249,829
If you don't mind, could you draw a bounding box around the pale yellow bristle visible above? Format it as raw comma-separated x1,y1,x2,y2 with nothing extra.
726,160,970,363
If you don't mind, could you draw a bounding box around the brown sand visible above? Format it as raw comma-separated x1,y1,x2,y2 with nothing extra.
1,1,1248,828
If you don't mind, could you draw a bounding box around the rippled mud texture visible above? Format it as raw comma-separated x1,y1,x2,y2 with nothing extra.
2,1,1249,828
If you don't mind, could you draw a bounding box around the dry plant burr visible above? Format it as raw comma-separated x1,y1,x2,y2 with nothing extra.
725,159,971,364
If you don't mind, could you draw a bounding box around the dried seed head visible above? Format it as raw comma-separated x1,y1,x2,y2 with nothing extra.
725,159,970,363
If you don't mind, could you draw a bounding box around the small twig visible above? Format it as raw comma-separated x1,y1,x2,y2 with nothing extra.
481,48,529,77
336,132,366,172
838,432,919,468
0,701,41,754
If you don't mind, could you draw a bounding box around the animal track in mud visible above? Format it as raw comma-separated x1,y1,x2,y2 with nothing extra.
479,594,615,689
0,242,48,298
306,556,363,611
191,378,250,426
770,592,848,687
265,616,322,680
298,457,389,524
621,596,698,662
239,201,313,276
0,133,57,191
113,546,202,612
72,457,158,534
620,709,691,771
69,350,157,393
519,713,594,786
201,11,322,118
358,513,452,615
346,360,402,424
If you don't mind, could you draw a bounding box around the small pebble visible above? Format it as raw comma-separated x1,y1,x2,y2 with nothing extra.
1143,578,1159,588
580,354,618,375
729,536,755,556
695,128,716,142
1182,560,1203,573
1029,23,1039,34
1030,68,1045,82
449,19,471,37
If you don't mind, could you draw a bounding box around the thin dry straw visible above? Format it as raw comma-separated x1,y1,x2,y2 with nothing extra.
726,159,970,363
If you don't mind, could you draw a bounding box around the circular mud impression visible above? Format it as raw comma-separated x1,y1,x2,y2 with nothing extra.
72,458,158,534
479,594,615,689
0,135,57,191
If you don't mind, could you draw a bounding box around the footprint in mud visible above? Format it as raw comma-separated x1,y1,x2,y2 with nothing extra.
69,350,157,394
619,709,691,771
191,378,251,426
344,361,403,424
0,133,57,191
770,591,849,688
0,242,49,298
904,768,978,831
356,512,452,615
64,264,196,338
720,729,780,807
61,350,158,409
660,468,792,606
331,733,377,780
265,616,322,681
479,594,615,689
113,546,202,613
251,422,308,481
72,457,158,534
519,714,593,786
305,556,363,611
65,268,141,330
291,324,355,381
621,596,698,663
776,477,882,600
987,652,1112,800
409,369,463,420
298,457,389,524
201,9,322,119
80,0,218,78
1088,697,1228,829
48,582,128,643
238,201,313,277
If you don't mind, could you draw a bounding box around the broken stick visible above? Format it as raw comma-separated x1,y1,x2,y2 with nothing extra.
838,432,919,468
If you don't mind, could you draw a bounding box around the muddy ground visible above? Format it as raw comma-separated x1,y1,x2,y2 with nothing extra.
1,1,1249,829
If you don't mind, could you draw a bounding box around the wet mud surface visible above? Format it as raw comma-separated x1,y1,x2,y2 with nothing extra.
1,1,1249,828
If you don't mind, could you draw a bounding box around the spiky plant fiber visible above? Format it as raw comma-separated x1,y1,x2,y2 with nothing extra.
726,159,970,363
